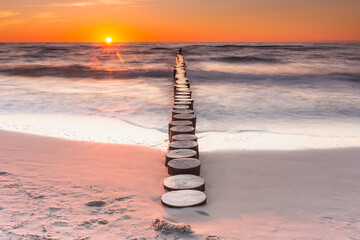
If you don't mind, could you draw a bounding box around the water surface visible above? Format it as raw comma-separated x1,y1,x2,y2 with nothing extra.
0,42,359,149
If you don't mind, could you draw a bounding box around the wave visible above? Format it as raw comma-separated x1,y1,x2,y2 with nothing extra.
35,47,73,56
185,69,360,86
347,57,360,61
211,44,340,51
209,56,282,64
40,47,70,51
0,64,170,79
329,72,360,82
151,47,173,50
179,43,342,52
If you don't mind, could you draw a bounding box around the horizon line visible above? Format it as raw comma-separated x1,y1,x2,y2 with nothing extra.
0,40,359,43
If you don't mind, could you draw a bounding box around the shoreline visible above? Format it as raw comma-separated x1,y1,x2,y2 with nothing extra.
1,112,360,152
1,129,360,239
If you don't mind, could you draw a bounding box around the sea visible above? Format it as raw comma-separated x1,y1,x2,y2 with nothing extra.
0,42,359,150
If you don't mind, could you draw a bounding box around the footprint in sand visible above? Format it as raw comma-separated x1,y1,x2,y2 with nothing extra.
89,185,103,193
195,210,210,216
320,216,333,223
204,236,221,240
85,201,106,207
3,179,45,199
80,219,98,227
115,195,135,201
25,192,45,199
77,236,90,240
11,223,23,229
0,171,10,176
79,219,109,227
47,207,62,213
344,218,357,227
53,221,68,227
104,208,127,215
4,183,21,188
97,219,109,225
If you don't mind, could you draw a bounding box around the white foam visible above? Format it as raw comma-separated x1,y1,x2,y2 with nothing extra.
197,61,360,76
1,113,360,151
198,121,360,151
0,113,168,150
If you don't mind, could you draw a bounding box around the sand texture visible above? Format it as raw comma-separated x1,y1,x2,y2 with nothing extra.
1,130,360,239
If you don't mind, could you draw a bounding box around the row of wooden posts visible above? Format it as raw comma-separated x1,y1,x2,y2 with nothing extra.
161,48,207,208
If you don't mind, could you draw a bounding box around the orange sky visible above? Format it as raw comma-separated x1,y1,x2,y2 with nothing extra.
0,0,359,42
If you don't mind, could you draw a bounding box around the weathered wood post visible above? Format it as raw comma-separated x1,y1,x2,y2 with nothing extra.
161,47,206,208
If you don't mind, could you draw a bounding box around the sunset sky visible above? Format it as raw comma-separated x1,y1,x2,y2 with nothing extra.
0,0,359,42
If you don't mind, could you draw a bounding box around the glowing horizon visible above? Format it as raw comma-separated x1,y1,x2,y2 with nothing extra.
0,0,359,42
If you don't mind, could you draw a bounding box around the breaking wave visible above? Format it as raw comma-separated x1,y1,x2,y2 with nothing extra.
209,56,282,64
0,65,170,79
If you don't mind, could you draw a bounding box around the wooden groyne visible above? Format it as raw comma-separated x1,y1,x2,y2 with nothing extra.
161,48,207,208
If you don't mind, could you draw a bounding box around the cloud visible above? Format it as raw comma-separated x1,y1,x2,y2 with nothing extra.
98,0,159,5
0,19,21,29
0,10,20,18
98,0,128,5
32,12,70,22
24,1,96,7
26,0,157,8
33,12,59,19
50,2,97,7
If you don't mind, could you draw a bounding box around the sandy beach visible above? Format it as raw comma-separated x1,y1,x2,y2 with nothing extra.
1,129,360,239
1,0,359,236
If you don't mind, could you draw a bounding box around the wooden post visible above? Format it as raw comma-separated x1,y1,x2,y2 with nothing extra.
168,120,193,140
164,175,205,191
161,47,207,208
165,149,197,166
169,140,199,158
172,113,196,128
176,92,191,97
167,158,201,175
174,101,193,110
173,105,190,110
175,95,191,99
172,134,198,142
171,109,194,117
169,126,195,142
161,190,206,208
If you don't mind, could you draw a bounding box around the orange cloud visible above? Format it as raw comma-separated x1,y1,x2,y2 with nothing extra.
50,2,97,7
28,0,156,8
33,12,59,19
0,10,20,18
0,20,21,29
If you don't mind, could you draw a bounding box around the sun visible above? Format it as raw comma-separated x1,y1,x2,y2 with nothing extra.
105,37,112,44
